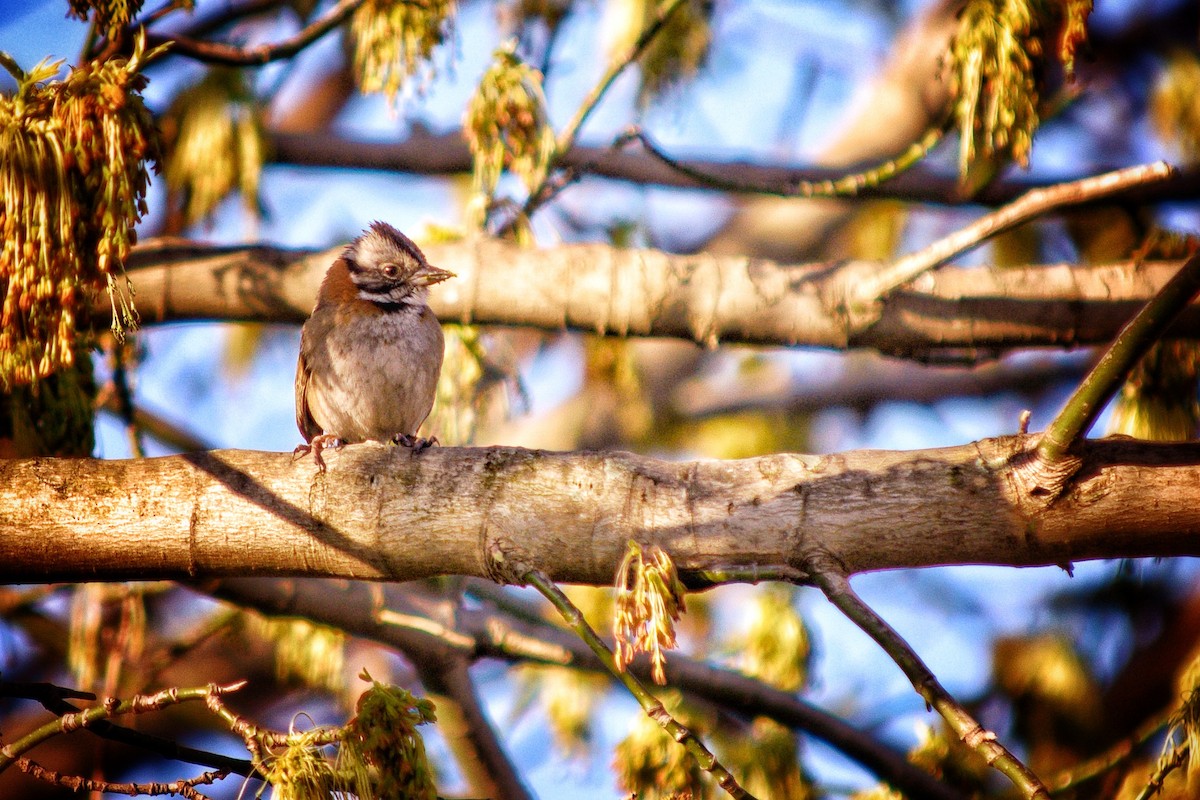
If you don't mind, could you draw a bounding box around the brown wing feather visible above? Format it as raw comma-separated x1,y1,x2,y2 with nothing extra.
294,346,322,442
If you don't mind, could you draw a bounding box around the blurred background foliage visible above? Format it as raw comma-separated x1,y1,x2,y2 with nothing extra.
3,0,1200,798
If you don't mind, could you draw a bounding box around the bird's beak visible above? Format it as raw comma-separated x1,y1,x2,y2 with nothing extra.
413,264,455,286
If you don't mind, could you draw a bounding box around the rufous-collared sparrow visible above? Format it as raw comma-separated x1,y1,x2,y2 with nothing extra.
294,221,454,470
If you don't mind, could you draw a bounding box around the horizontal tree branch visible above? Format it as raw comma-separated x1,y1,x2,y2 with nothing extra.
119,238,1195,358
3,437,1199,586
267,130,1200,206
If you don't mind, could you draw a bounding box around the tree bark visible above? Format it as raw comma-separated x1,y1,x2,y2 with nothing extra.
117,238,1194,358
4,436,1199,585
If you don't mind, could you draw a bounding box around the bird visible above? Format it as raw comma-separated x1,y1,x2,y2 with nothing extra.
294,221,454,471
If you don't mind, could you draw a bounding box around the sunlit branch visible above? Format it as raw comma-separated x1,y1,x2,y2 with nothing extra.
856,161,1178,305
115,237,1200,359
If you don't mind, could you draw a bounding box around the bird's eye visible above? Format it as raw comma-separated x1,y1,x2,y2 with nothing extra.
381,263,400,279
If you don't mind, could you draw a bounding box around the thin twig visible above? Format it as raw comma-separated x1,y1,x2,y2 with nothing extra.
206,577,965,800
620,122,946,198
142,0,365,66
0,682,246,772
1135,740,1189,800
1049,709,1170,795
17,759,226,799
856,161,1177,304
524,568,757,800
1038,249,1200,463
807,561,1051,800
0,670,257,778
508,0,689,229
554,0,686,159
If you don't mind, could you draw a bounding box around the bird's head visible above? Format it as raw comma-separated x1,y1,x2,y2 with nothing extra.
343,221,454,307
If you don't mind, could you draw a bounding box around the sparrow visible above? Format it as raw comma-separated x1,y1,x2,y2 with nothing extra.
294,221,454,471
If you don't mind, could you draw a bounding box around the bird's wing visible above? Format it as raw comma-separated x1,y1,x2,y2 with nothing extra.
294,345,322,442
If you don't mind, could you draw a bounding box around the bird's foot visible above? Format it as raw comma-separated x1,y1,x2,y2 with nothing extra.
393,433,438,452
293,434,344,472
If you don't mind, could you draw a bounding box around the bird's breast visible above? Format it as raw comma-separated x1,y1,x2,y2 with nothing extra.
303,305,445,443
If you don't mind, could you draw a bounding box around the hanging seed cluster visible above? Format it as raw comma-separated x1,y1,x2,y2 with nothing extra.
946,0,1093,179
67,0,148,41
165,69,265,226
345,671,438,800
612,541,687,686
611,0,712,106
351,0,456,104
0,41,160,387
946,0,1042,177
1151,51,1200,162
463,44,555,200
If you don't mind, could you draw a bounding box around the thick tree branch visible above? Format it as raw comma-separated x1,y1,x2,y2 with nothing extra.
117,238,1197,358
4,437,1200,586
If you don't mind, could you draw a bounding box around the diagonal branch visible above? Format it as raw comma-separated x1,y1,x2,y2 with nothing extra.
142,0,365,66
806,561,1050,799
522,567,755,800
1038,249,1200,464
853,161,1178,307
512,0,690,227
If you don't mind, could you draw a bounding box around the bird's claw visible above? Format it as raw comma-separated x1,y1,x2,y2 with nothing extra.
293,435,343,472
394,433,438,452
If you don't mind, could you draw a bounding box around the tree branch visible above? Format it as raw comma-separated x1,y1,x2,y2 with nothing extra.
5,437,1200,586
524,568,754,799
266,129,1200,206
808,562,1049,798
143,0,364,66
1038,250,1200,463
206,577,965,800
854,161,1177,305
116,238,1199,359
